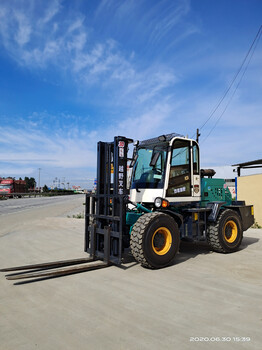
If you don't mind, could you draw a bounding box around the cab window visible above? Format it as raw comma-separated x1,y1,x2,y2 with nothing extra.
192,142,199,175
167,140,191,197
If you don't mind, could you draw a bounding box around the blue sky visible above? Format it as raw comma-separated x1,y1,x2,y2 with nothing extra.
0,0,261,188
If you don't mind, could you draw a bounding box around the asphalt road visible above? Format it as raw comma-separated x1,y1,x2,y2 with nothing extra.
0,195,84,216
0,195,85,238
0,197,261,350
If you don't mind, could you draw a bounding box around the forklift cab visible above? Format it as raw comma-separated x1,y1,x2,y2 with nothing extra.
129,133,201,204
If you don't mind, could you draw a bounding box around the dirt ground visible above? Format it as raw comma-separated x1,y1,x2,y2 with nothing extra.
0,195,261,350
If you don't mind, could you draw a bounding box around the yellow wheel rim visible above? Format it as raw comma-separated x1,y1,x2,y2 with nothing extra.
224,220,238,243
152,227,172,255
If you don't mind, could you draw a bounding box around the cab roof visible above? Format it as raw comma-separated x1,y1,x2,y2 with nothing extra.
139,132,185,146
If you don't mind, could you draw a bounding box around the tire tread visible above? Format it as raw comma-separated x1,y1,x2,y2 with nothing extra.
130,212,169,268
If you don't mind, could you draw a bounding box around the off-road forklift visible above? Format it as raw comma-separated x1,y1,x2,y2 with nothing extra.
1,132,254,281
84,132,254,269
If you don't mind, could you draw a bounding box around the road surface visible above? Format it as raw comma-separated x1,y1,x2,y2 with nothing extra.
0,195,84,216
0,195,85,237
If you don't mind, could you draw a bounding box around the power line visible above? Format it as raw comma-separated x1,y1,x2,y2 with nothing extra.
202,25,261,143
198,25,262,142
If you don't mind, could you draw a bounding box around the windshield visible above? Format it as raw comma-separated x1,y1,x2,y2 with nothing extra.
131,146,167,189
0,184,11,189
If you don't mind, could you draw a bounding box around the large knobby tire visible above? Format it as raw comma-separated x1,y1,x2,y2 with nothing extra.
207,209,243,253
130,212,180,268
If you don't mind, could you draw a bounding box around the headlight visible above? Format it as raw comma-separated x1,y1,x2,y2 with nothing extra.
154,197,169,208
154,197,162,208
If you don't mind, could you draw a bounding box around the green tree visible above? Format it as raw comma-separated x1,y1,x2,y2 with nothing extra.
24,177,36,190
43,185,49,192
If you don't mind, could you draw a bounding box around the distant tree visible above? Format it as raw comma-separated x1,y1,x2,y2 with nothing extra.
24,177,36,190
43,185,49,192
29,177,36,189
24,177,29,187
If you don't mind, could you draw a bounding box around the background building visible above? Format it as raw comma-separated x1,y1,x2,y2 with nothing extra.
233,160,262,226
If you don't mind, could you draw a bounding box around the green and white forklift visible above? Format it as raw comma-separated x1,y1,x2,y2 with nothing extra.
0,132,255,282
84,132,254,269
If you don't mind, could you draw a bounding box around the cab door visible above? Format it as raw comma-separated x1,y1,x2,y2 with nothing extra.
166,139,191,197
191,141,201,197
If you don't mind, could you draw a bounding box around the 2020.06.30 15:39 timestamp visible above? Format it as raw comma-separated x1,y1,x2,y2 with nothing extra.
189,337,251,342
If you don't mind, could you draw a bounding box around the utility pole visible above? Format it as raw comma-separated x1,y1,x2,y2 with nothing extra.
196,129,201,143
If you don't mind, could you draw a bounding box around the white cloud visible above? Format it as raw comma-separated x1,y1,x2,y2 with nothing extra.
40,0,61,24
0,86,260,186
199,103,262,168
97,98,176,142
137,69,177,103
0,126,98,169
72,43,104,72
67,32,87,52
0,100,174,178
148,0,190,44
0,0,181,104
14,11,32,46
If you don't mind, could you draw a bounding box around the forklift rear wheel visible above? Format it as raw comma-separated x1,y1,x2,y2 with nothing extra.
130,212,180,268
207,209,243,253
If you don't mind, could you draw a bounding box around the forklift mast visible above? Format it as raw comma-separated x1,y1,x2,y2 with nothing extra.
85,136,133,265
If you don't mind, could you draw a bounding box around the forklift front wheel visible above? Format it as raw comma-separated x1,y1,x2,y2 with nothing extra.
130,212,180,269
